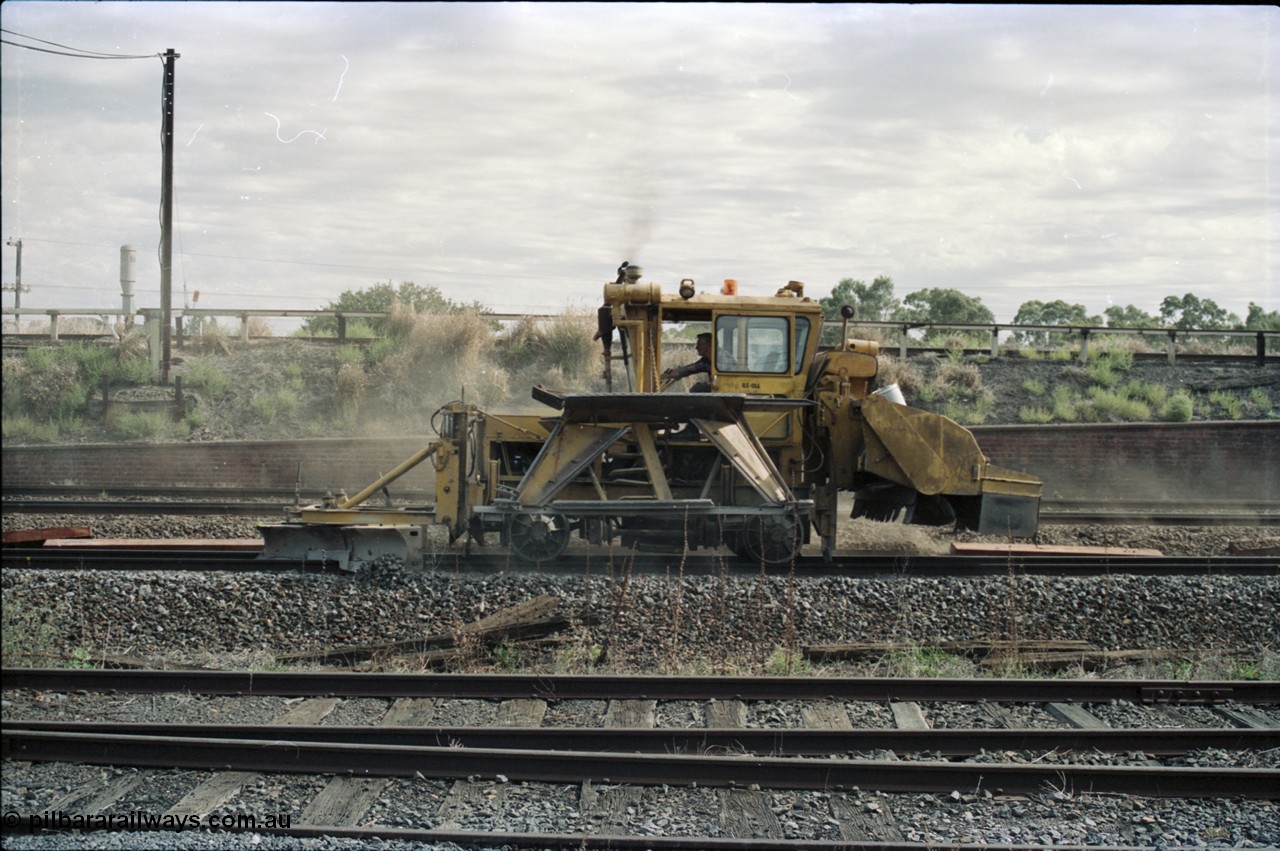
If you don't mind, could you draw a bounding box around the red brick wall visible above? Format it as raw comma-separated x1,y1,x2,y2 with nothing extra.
5,422,1278,501
2,437,437,495
970,422,1279,501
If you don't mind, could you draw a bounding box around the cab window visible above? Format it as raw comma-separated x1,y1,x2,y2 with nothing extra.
714,316,789,374
794,317,811,375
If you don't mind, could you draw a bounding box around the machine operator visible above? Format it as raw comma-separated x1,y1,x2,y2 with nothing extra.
662,332,712,392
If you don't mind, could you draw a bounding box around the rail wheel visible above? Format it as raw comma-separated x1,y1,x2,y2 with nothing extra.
735,515,802,566
508,512,570,563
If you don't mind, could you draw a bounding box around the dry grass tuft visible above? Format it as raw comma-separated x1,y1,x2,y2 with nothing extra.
876,357,925,397
384,301,420,339
936,360,982,390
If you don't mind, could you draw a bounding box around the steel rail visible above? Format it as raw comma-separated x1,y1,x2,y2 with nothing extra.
5,668,1275,704
0,551,337,572
6,494,1279,526
2,499,297,516
14,721,1278,756
3,729,1274,800
0,821,1168,851
3,548,1275,576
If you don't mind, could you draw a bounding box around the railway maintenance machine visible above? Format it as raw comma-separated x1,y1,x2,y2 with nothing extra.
261,263,1041,568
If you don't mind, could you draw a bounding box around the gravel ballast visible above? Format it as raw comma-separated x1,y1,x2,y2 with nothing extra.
3,513,1277,850
3,563,1277,670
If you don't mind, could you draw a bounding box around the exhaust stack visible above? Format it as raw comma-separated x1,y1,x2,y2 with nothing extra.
119,245,137,316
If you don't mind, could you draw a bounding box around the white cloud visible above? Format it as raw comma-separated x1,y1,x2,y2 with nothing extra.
2,2,1274,322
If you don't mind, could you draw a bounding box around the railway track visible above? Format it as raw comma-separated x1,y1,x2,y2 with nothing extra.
3,547,1276,576
6,490,1280,526
3,670,1277,848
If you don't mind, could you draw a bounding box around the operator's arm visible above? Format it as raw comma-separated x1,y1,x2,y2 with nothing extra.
663,358,709,381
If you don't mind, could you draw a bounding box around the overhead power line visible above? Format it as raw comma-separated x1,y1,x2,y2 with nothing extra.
0,28,157,60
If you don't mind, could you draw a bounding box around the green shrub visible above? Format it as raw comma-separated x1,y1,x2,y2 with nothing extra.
1021,378,1046,396
65,341,152,386
942,392,993,425
299,318,380,340
968,392,995,424
64,342,113,383
183,360,230,396
2,415,60,442
1084,360,1117,387
275,387,301,418
1018,406,1054,424
1208,391,1244,420
108,410,172,439
1,598,65,667
114,357,156,385
1249,387,1273,415
11,360,86,421
344,319,381,340
54,384,90,420
1126,380,1167,408
1159,391,1194,422
250,388,301,424
879,645,972,678
1081,388,1151,422
55,415,84,437
335,344,363,366
1096,347,1134,371
2,358,27,409
1085,347,1140,387
284,362,304,391
1050,385,1079,422
250,394,280,423
364,335,405,366
24,345,59,372
765,646,812,676
1106,382,1152,420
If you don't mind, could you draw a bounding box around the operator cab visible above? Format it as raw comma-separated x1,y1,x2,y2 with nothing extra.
712,313,813,376
659,302,820,399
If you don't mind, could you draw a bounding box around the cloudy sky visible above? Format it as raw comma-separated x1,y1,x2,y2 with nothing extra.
2,2,1275,326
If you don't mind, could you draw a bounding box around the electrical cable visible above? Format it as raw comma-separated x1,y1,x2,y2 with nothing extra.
0,29,157,60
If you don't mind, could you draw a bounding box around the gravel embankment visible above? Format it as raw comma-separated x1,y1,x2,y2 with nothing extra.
2,766,1277,850
4,515,1278,850
3,512,1277,670
6,566,1276,669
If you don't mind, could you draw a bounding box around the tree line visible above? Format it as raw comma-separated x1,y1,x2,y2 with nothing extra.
305,278,1279,340
819,276,1279,335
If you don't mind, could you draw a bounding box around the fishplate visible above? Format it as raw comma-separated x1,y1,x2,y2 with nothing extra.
1140,686,1232,706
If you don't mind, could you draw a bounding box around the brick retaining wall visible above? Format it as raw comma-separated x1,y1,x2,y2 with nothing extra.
1,437,437,495
4,422,1277,502
970,421,1278,501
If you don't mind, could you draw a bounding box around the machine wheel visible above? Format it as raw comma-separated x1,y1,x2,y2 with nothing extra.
735,515,802,566
509,512,570,563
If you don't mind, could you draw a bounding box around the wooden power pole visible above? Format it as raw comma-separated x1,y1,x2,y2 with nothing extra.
160,48,179,384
